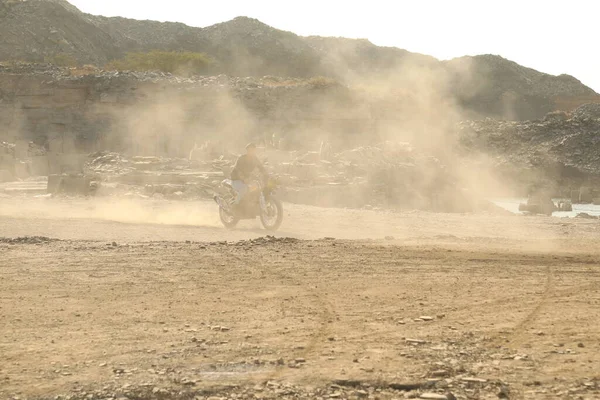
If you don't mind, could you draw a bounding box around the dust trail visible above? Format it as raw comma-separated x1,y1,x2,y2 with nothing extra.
0,197,222,227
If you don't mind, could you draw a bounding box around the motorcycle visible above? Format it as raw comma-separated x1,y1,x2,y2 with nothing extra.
214,176,283,231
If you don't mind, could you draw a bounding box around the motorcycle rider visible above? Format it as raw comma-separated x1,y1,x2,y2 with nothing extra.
230,142,267,204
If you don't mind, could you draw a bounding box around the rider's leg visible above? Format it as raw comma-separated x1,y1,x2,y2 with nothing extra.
231,180,248,204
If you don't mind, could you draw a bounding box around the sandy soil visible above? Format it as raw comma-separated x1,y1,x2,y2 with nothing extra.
1,196,600,400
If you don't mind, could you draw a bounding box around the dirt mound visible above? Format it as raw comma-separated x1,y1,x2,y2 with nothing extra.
0,235,56,244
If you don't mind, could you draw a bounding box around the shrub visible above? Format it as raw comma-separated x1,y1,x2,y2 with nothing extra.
105,51,214,76
307,76,340,89
45,53,78,67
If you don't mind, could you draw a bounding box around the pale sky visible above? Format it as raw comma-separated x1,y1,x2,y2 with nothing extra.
69,0,600,92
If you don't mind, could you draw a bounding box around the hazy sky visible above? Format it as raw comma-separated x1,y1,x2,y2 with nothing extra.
69,0,600,92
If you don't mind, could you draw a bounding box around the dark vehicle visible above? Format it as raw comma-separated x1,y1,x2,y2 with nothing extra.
518,195,557,216
214,176,283,231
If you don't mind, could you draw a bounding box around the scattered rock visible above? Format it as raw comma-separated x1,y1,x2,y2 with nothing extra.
430,370,449,377
419,393,448,399
497,384,510,398
406,338,427,345
461,377,487,383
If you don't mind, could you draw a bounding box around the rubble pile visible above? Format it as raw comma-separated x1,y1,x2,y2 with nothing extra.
458,104,600,191
78,142,475,212
85,151,226,200
572,103,600,120
264,142,459,210
0,131,506,212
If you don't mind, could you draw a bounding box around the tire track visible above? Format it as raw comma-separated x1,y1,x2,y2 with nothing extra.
496,265,554,348
224,245,335,380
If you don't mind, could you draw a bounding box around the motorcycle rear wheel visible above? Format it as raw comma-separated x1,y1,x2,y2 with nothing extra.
260,197,283,231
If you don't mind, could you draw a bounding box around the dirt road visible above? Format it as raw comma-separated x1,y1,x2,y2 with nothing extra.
1,196,599,243
1,197,600,400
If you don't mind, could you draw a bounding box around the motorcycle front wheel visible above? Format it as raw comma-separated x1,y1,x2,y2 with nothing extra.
219,207,239,229
260,197,283,231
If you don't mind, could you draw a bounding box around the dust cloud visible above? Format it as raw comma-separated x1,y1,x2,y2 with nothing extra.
99,87,259,157
309,46,518,206
2,39,523,228
0,197,221,227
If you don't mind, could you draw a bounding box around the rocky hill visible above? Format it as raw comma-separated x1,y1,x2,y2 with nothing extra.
459,104,600,191
1,0,598,120
0,0,122,65
446,55,599,120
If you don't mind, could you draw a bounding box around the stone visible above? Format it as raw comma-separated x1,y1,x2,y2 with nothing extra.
498,385,510,398
461,377,487,383
419,393,447,400
405,339,427,345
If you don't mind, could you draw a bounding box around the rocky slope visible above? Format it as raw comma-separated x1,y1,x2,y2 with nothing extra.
0,0,598,120
459,104,600,190
0,0,121,65
446,55,599,120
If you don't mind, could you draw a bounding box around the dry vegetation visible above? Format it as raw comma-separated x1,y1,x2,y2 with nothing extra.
105,50,214,75
44,53,78,68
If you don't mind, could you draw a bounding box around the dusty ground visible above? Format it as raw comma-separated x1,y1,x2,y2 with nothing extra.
1,197,600,400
